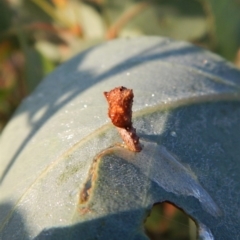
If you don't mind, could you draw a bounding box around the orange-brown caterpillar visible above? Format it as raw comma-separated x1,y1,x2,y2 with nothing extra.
104,86,142,152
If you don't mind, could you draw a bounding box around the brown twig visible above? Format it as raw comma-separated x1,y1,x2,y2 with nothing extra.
106,1,150,39
104,86,142,152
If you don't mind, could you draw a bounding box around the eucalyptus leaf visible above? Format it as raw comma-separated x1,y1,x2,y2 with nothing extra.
0,1,12,34
105,0,207,40
1,37,240,239
201,0,240,60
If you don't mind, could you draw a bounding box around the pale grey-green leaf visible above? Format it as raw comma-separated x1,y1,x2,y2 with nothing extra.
1,37,240,239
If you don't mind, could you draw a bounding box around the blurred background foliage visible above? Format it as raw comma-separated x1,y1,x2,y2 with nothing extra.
1,0,240,131
1,0,239,239
144,202,197,240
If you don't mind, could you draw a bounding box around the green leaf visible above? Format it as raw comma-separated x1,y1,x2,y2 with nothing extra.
1,37,240,239
201,0,240,60
0,1,12,34
17,28,46,93
105,0,207,40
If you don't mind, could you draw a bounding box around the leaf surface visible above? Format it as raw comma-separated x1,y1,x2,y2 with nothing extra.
0,37,240,239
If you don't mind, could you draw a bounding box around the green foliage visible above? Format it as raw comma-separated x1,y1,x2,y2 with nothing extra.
201,0,240,60
0,1,12,33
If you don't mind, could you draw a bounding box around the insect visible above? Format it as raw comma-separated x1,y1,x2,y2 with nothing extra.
104,86,142,152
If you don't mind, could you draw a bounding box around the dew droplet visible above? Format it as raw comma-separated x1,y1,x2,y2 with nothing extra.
70,188,78,197
170,131,177,137
67,134,74,140
203,59,210,67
